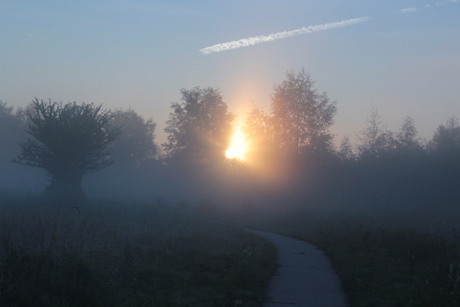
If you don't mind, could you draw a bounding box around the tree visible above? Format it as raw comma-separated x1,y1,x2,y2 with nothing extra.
0,101,25,163
83,108,160,201
420,118,460,207
430,117,460,156
395,116,423,155
357,109,396,158
244,105,275,158
338,136,355,161
163,87,233,164
0,102,28,191
14,99,119,202
109,108,157,166
271,69,336,156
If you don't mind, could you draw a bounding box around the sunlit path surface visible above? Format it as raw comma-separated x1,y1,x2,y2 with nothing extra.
248,229,347,307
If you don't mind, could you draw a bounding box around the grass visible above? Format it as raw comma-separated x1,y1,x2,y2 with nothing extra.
0,197,277,306
7,192,458,306
264,211,460,307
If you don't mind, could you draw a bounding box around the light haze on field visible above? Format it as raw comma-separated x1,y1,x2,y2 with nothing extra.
1,0,459,145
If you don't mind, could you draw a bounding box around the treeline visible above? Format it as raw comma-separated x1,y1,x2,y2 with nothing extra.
0,69,459,213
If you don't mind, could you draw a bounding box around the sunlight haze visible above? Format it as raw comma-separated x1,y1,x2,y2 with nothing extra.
225,126,248,160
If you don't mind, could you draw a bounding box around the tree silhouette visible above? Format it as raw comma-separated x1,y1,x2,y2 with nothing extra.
0,101,25,164
109,108,157,166
245,105,274,150
271,69,336,156
14,99,119,203
358,109,396,159
338,136,355,161
430,117,460,156
243,105,285,180
163,87,233,164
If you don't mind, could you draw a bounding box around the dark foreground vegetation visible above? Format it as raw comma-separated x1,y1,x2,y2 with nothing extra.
319,220,460,306
0,197,276,306
241,207,460,307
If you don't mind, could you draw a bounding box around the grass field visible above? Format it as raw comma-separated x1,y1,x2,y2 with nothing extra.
3,192,460,306
0,197,277,306
261,211,460,307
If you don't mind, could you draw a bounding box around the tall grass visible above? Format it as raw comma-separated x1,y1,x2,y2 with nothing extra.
0,197,276,306
261,211,460,306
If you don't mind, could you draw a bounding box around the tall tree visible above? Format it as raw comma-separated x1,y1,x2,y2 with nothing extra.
430,117,460,156
244,105,274,155
395,116,423,155
338,136,355,161
0,101,25,164
271,69,336,156
357,109,396,159
14,99,119,202
84,108,160,201
109,109,157,166
428,117,460,204
163,87,233,164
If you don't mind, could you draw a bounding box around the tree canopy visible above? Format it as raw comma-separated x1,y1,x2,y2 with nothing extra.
271,69,336,156
430,117,460,156
109,108,157,165
14,99,119,202
163,87,233,164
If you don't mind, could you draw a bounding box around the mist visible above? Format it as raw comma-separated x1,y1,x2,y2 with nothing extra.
1,70,459,305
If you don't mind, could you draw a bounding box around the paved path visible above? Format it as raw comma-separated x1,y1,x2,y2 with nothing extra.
248,229,348,307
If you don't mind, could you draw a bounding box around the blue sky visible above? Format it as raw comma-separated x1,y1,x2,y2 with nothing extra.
1,0,459,145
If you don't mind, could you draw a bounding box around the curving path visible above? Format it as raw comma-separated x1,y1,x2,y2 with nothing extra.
248,229,348,307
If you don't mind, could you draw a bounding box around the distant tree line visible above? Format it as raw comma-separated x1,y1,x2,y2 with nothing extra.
0,69,459,211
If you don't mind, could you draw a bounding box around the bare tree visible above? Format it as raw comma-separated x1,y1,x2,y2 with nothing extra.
14,99,119,202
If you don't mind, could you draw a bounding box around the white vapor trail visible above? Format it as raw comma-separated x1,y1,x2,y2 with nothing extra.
400,7,418,14
200,16,371,55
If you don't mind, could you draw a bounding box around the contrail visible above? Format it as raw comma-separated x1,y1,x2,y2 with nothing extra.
400,7,417,14
200,16,371,55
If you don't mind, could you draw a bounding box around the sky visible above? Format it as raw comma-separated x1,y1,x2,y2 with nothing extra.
1,0,459,146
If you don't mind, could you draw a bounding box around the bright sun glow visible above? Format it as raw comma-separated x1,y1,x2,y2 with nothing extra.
225,126,248,160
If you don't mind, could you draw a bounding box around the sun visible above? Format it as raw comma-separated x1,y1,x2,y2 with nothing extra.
225,126,248,160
